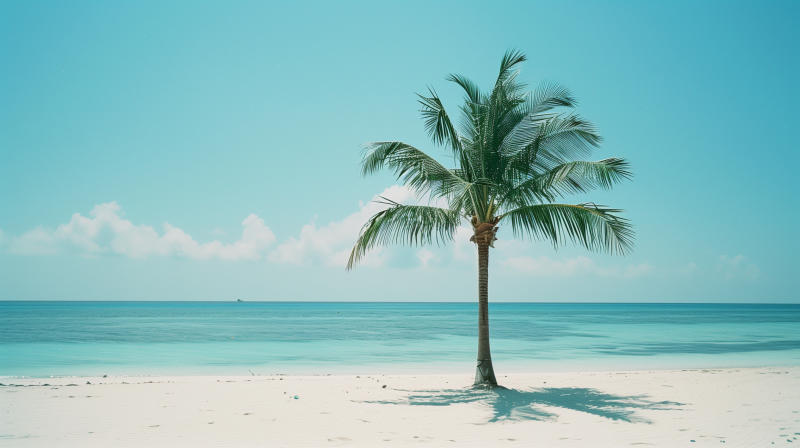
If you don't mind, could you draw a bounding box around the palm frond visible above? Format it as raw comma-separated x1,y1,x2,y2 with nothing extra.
347,201,462,270
498,81,577,155
530,81,577,111
500,158,633,208
361,141,470,199
417,88,461,154
446,73,482,104
504,114,603,178
496,48,527,86
542,158,633,192
501,203,634,255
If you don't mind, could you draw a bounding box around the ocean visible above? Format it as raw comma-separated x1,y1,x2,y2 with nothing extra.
1,302,799,378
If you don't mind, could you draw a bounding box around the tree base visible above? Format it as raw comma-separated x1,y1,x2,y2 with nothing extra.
473,358,498,386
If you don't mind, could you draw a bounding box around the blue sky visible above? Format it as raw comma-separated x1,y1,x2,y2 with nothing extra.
1,0,798,302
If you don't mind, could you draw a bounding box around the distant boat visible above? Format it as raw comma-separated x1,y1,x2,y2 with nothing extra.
237,299,243,302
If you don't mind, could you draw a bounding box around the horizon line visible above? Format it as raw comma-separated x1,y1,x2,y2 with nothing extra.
1,300,797,305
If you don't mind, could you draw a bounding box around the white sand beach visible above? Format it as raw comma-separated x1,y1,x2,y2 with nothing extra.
2,366,799,447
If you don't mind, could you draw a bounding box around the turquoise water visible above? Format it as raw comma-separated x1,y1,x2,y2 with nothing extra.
1,302,799,378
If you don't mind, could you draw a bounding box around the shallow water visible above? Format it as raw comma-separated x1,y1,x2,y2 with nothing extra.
1,302,798,377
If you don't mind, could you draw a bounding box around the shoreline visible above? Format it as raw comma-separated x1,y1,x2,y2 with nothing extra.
4,356,800,380
2,362,799,380
3,366,799,447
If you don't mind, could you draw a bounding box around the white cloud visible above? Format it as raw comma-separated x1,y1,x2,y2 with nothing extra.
7,202,275,260
269,185,415,266
416,248,437,267
500,255,654,278
8,226,58,255
717,254,760,280
678,262,698,276
266,185,663,277
209,228,227,237
4,196,760,283
451,226,478,263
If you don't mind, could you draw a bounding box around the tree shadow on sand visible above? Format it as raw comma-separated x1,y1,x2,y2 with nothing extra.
364,387,683,423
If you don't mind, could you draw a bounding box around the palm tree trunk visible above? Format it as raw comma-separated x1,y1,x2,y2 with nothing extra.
474,242,498,386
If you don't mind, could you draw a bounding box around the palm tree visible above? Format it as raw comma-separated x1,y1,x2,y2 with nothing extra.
347,50,634,387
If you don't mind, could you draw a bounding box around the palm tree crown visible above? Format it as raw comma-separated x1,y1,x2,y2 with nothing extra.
348,50,633,269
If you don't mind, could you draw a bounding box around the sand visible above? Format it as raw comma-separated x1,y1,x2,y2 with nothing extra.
2,366,799,447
